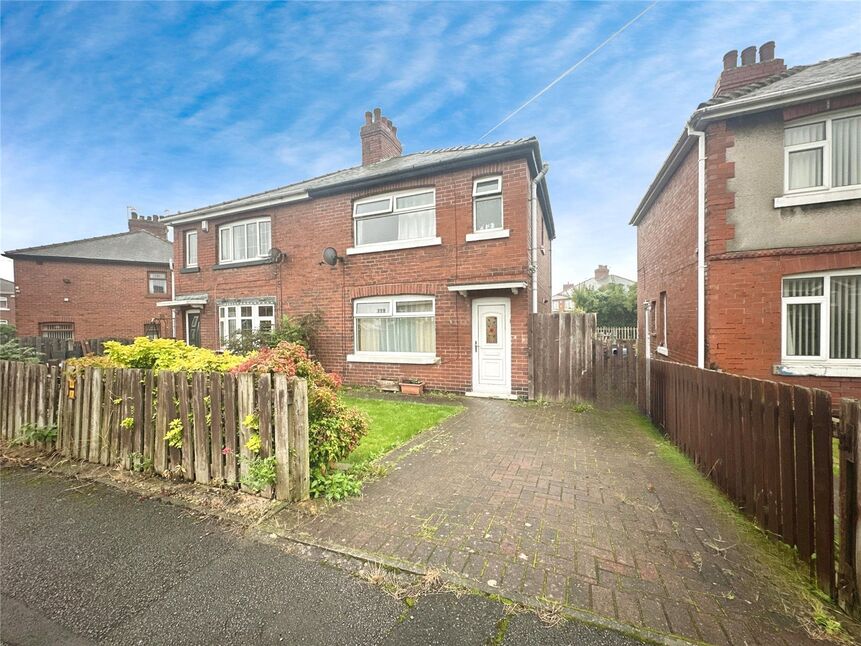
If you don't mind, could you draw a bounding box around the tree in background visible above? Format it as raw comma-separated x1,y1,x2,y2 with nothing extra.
570,283,637,327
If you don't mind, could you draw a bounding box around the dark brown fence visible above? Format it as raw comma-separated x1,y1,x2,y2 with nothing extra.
530,312,637,403
0,360,309,501
643,358,861,606
15,337,132,362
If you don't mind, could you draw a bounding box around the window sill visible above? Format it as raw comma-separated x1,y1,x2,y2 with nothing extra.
347,352,441,365
465,229,509,242
774,187,861,208
180,267,200,274
346,237,442,256
656,346,669,356
213,258,272,270
773,363,861,378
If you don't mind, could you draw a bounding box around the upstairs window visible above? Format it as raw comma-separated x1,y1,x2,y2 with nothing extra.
148,271,167,294
219,217,271,264
782,271,861,365
0,296,7,310
353,189,436,248
473,176,503,231
185,230,198,268
784,112,861,194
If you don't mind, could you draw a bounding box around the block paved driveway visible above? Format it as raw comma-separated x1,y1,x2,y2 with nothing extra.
282,397,843,645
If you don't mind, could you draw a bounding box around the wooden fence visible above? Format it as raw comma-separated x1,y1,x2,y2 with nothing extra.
643,357,861,611
0,360,309,501
596,325,638,341
531,312,637,403
15,337,132,362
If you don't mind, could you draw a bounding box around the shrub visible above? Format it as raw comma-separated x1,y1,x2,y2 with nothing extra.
0,323,17,343
232,341,368,478
224,312,323,354
67,337,244,373
0,339,41,363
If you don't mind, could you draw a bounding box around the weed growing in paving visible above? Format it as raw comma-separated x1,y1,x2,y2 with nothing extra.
10,423,58,445
310,470,362,501
571,402,594,413
239,456,277,493
128,451,154,473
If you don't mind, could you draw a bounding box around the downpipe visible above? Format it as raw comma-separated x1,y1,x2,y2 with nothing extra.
687,124,706,369
530,163,550,314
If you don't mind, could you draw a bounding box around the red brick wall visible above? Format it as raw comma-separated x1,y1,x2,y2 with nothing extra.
13,258,170,340
173,158,541,395
636,145,699,365
708,247,861,402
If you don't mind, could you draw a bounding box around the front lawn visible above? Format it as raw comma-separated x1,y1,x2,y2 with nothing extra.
342,395,464,466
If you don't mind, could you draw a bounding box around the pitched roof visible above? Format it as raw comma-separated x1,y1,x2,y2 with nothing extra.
701,52,861,109
630,51,861,226
3,230,172,265
162,137,555,238
0,278,13,293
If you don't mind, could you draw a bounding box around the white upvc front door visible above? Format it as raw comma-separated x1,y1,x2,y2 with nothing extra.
470,297,512,397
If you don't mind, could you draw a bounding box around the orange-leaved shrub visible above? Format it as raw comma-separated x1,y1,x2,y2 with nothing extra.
231,342,368,474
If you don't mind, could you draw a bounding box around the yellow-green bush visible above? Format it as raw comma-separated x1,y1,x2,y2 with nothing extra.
67,337,244,373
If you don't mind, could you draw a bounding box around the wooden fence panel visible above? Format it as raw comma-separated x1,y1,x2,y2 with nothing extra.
778,383,796,546
89,368,103,462
192,372,210,484
288,377,310,501
223,373,238,484
209,373,224,482
237,373,254,492
274,374,291,501
257,373,273,499
838,398,860,612
812,389,835,596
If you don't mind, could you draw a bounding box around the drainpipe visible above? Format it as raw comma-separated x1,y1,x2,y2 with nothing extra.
531,163,550,314
169,255,177,339
687,124,706,369
644,300,652,415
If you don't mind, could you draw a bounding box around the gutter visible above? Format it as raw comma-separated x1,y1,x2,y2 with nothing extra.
687,124,707,370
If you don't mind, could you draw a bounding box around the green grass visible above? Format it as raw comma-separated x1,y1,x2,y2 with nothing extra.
343,395,464,466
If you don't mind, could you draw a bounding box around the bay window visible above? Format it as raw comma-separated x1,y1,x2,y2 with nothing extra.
348,189,439,254
349,295,438,363
219,217,271,264
779,111,861,205
218,300,276,347
781,270,861,374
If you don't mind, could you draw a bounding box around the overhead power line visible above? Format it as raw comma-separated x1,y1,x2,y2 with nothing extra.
479,1,659,141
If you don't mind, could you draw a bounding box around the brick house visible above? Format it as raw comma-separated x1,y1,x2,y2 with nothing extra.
631,43,861,402
551,265,635,312
0,278,15,328
159,109,554,398
4,214,173,340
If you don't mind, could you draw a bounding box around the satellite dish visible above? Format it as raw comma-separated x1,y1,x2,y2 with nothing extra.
322,247,341,266
268,247,284,263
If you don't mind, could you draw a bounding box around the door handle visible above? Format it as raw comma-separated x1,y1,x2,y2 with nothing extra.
474,341,478,353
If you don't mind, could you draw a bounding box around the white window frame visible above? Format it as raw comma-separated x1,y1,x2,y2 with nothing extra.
347,188,441,255
347,295,439,364
779,269,861,377
148,271,168,295
0,296,7,310
185,230,198,268
218,300,276,349
0,320,7,325
466,176,509,242
657,291,669,356
776,108,861,207
218,217,272,264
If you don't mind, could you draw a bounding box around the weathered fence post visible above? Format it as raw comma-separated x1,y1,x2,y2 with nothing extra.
288,377,310,501
273,374,292,501
838,398,860,614
236,372,254,492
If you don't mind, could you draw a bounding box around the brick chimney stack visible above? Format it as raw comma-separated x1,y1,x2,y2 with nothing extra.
713,41,786,97
595,265,610,282
360,107,402,166
128,212,168,240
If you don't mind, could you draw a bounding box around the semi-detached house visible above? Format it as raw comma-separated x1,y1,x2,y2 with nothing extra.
632,43,860,403
159,109,554,398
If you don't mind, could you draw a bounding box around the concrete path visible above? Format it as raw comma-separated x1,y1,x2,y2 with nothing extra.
281,398,845,645
0,466,640,646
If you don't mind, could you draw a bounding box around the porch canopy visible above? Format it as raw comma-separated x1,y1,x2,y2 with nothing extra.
156,293,209,308
447,281,527,298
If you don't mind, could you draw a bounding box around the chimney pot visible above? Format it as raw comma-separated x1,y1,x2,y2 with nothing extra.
365,111,373,124
722,50,738,70
759,41,775,62
740,46,756,66
373,107,382,121
360,107,403,166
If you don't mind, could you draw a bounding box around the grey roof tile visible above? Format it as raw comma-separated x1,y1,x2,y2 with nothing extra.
4,230,172,264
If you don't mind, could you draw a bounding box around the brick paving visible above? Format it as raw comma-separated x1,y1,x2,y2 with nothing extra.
284,398,844,645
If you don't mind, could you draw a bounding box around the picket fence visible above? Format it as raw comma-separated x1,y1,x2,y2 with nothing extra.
595,326,638,341
0,360,309,501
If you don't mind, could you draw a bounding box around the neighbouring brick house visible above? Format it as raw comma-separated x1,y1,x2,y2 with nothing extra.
551,265,635,312
159,108,554,398
631,43,861,402
3,214,173,340
0,278,15,328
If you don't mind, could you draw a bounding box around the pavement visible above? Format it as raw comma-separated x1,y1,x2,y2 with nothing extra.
0,466,642,646
277,397,846,645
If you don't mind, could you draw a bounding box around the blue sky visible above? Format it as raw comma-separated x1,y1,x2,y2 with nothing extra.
1,1,858,289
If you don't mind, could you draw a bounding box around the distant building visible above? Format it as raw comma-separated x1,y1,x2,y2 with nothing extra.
552,265,635,312
0,278,16,328
3,214,172,340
